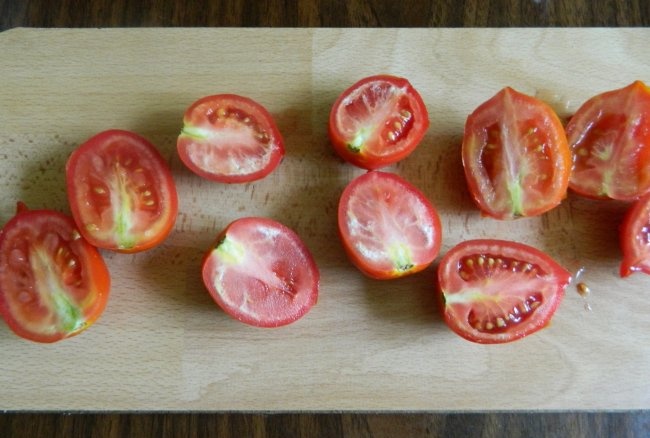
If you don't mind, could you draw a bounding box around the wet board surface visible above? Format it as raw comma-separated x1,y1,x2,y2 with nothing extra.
0,28,649,411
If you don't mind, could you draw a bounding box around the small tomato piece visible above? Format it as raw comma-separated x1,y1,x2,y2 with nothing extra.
66,129,178,253
329,75,429,169
462,87,571,219
438,239,571,344
620,191,650,277
0,204,111,343
202,217,319,327
338,171,442,279
566,81,650,200
177,94,285,183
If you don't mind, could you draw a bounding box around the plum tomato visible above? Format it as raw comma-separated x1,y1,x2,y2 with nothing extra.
66,129,178,253
620,191,650,277
177,94,285,183
462,87,571,219
338,171,442,279
566,81,650,200
0,203,111,343
437,239,571,344
202,217,319,327
329,75,429,170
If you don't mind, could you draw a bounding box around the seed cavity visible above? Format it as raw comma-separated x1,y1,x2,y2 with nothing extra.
468,293,544,333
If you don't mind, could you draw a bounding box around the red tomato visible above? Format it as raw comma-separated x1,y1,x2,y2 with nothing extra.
0,203,110,343
566,81,650,200
438,239,571,344
620,192,650,277
338,171,442,279
329,75,429,170
462,87,571,219
66,129,178,253
177,94,285,183
202,217,319,327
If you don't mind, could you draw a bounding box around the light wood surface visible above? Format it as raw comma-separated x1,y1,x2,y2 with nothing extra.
1,28,649,411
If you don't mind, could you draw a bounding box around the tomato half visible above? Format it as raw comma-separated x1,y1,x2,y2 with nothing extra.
462,87,571,219
329,75,429,170
66,129,178,253
338,171,442,279
566,81,650,200
438,239,571,344
177,94,285,183
0,204,110,343
202,217,319,327
620,192,650,277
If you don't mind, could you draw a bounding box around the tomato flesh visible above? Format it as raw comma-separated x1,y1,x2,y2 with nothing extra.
566,81,650,200
202,217,319,327
0,205,110,343
66,129,178,253
620,192,650,277
438,239,571,344
338,171,442,279
177,94,285,183
329,75,429,169
462,87,571,219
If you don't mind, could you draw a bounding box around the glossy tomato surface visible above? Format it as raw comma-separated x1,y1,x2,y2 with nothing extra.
202,217,319,327
462,87,571,219
0,204,110,343
566,81,650,200
66,129,178,253
177,94,285,183
438,239,571,344
620,192,650,277
338,171,442,279
329,75,429,170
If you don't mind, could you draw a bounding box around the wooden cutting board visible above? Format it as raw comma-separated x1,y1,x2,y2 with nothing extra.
0,28,649,411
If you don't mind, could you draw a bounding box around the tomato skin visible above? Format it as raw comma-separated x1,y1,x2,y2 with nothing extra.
438,239,571,344
177,94,285,183
462,87,571,219
620,192,650,277
201,217,319,328
66,129,178,253
329,75,429,170
0,205,110,343
337,171,442,279
566,81,650,201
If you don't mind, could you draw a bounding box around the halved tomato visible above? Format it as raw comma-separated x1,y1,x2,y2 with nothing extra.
620,191,650,277
66,129,178,253
177,94,285,183
566,81,650,200
0,203,110,343
438,239,571,344
462,87,571,219
202,217,319,327
338,171,442,279
329,75,429,170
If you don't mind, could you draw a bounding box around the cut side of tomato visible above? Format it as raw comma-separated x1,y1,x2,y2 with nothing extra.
338,171,442,279
66,129,178,253
0,204,111,343
462,87,571,219
177,94,285,183
566,81,650,200
438,239,571,344
620,192,650,277
202,217,319,327
329,75,429,170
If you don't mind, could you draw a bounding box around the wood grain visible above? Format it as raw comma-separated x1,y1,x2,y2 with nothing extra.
1,27,649,413
1,1,649,437
1,0,649,29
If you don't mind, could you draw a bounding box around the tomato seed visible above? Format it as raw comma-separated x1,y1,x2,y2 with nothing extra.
577,282,591,297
